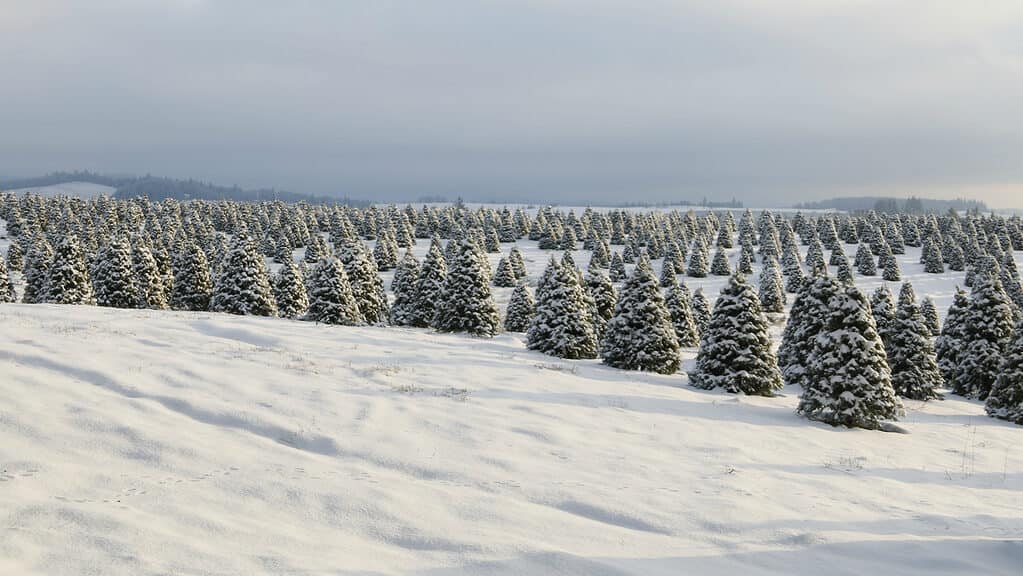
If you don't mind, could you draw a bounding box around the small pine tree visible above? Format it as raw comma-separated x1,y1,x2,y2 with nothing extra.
509,246,528,279
210,236,277,316
870,284,897,350
664,279,700,347
881,250,901,281
952,271,1015,399
609,252,627,282
936,287,969,386
600,262,680,374
493,256,517,287
797,283,904,429
45,235,94,305
920,296,940,336
92,236,136,308
0,251,16,303
687,238,709,278
526,257,598,359
304,257,362,325
710,247,731,276
389,250,421,326
274,259,309,319
171,241,213,311
504,283,535,333
690,273,782,394
758,255,786,313
339,241,389,324
584,264,617,338
887,283,942,400
133,242,169,310
409,242,448,328
433,239,500,336
21,241,53,304
691,287,711,336
854,242,877,276
985,318,1023,424
779,275,837,389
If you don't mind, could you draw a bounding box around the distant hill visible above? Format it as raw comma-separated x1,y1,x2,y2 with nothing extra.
0,171,367,205
793,196,987,213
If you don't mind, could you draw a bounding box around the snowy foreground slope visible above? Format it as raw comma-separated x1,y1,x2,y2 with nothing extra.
1,304,1021,575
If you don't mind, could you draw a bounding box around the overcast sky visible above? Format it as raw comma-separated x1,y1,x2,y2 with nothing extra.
1,0,1021,206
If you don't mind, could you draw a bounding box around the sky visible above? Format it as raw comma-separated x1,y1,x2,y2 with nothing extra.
1,0,1021,207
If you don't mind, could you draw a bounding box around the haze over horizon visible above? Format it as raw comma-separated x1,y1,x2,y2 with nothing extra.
2,1,1021,207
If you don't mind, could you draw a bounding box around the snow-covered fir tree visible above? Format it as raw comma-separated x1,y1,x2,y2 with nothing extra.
887,282,942,400
171,241,213,312
952,270,1015,399
339,240,388,324
304,257,362,325
21,241,53,304
584,262,617,338
985,318,1023,425
922,236,944,273
408,241,447,328
920,296,940,336
935,287,969,386
433,239,500,337
778,274,839,389
210,236,277,316
758,255,786,313
854,242,877,276
45,234,94,305
492,256,517,287
691,287,711,336
526,257,598,359
504,282,535,333
132,241,169,310
870,284,897,350
389,249,420,326
687,237,709,278
690,273,782,394
600,261,680,374
274,259,309,319
710,247,731,276
508,246,527,280
665,279,699,347
0,249,16,303
797,282,903,429
609,252,627,281
91,236,136,309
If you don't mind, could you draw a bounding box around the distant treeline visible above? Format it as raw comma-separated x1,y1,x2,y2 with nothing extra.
794,196,988,213
616,197,743,209
0,171,369,205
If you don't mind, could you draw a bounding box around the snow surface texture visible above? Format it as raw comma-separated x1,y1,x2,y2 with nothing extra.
1,210,1023,574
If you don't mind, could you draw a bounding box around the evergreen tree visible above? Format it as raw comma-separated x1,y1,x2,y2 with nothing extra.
920,296,940,336
504,283,535,333
710,246,731,276
887,283,942,400
659,259,677,288
691,287,711,336
45,235,94,305
0,253,14,303
171,241,213,311
408,241,448,328
690,273,782,394
779,275,837,389
526,257,599,359
798,282,904,429
881,248,901,281
433,239,500,336
758,255,785,313
609,252,627,281
854,242,877,276
339,241,389,324
870,284,897,350
952,270,1015,399
936,287,969,386
508,246,527,279
687,237,709,277
922,237,944,273
274,259,309,319
584,263,617,338
133,242,169,309
985,318,1023,424
600,262,680,374
92,236,136,308
665,280,699,347
21,241,53,304
304,257,362,325
389,249,421,326
492,256,517,287
210,236,277,316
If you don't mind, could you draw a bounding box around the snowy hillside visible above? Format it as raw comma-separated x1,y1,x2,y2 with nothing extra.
1,303,1021,575
6,181,116,199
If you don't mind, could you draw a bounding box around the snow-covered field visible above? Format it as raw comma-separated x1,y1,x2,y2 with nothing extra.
2,215,1023,574
6,182,116,199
